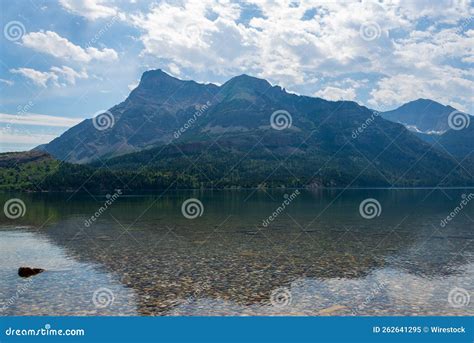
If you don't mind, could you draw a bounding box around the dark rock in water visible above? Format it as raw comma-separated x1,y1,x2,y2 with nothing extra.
18,267,44,278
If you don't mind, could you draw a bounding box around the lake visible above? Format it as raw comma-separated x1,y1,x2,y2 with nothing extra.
0,189,473,316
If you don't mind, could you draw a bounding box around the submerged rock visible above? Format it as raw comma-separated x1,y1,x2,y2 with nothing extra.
18,267,44,278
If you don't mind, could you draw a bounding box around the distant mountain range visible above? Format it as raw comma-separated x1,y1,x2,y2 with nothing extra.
381,98,473,159
5,69,472,190
381,98,463,134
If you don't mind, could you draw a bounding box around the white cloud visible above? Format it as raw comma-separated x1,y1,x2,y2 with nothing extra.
127,81,139,90
129,0,473,110
167,63,181,76
131,1,255,76
10,66,88,88
22,31,118,63
10,68,58,87
397,0,472,22
0,113,84,127
0,78,14,86
367,25,474,111
4,0,472,117
50,66,88,85
314,87,357,101
59,0,117,20
368,72,473,112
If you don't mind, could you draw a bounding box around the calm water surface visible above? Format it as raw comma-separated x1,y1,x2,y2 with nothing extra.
0,189,473,316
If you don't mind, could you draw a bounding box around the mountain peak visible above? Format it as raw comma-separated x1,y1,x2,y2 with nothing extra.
408,98,444,106
120,68,219,114
232,73,261,80
139,69,177,83
414,98,435,102
130,69,187,98
382,98,462,133
222,74,272,93
396,98,458,113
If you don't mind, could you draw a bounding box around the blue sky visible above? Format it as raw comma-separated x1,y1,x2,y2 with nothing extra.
0,0,473,152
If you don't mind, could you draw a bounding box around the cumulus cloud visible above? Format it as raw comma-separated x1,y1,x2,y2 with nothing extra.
50,66,88,85
59,0,118,20
132,0,397,80
314,87,357,101
7,0,472,111
22,31,118,63
368,24,474,111
368,72,474,112
129,0,473,110
10,68,58,88
10,66,88,88
130,1,256,74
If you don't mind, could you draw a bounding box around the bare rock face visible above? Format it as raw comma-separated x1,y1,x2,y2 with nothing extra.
18,267,44,278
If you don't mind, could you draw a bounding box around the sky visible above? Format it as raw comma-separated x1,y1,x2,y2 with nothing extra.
0,0,473,152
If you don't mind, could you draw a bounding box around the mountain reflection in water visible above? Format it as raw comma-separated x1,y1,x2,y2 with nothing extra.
1,189,473,316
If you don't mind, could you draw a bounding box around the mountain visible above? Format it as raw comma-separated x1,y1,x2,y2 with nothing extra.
435,124,474,159
381,99,461,134
408,115,473,159
42,70,219,163
33,70,472,188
